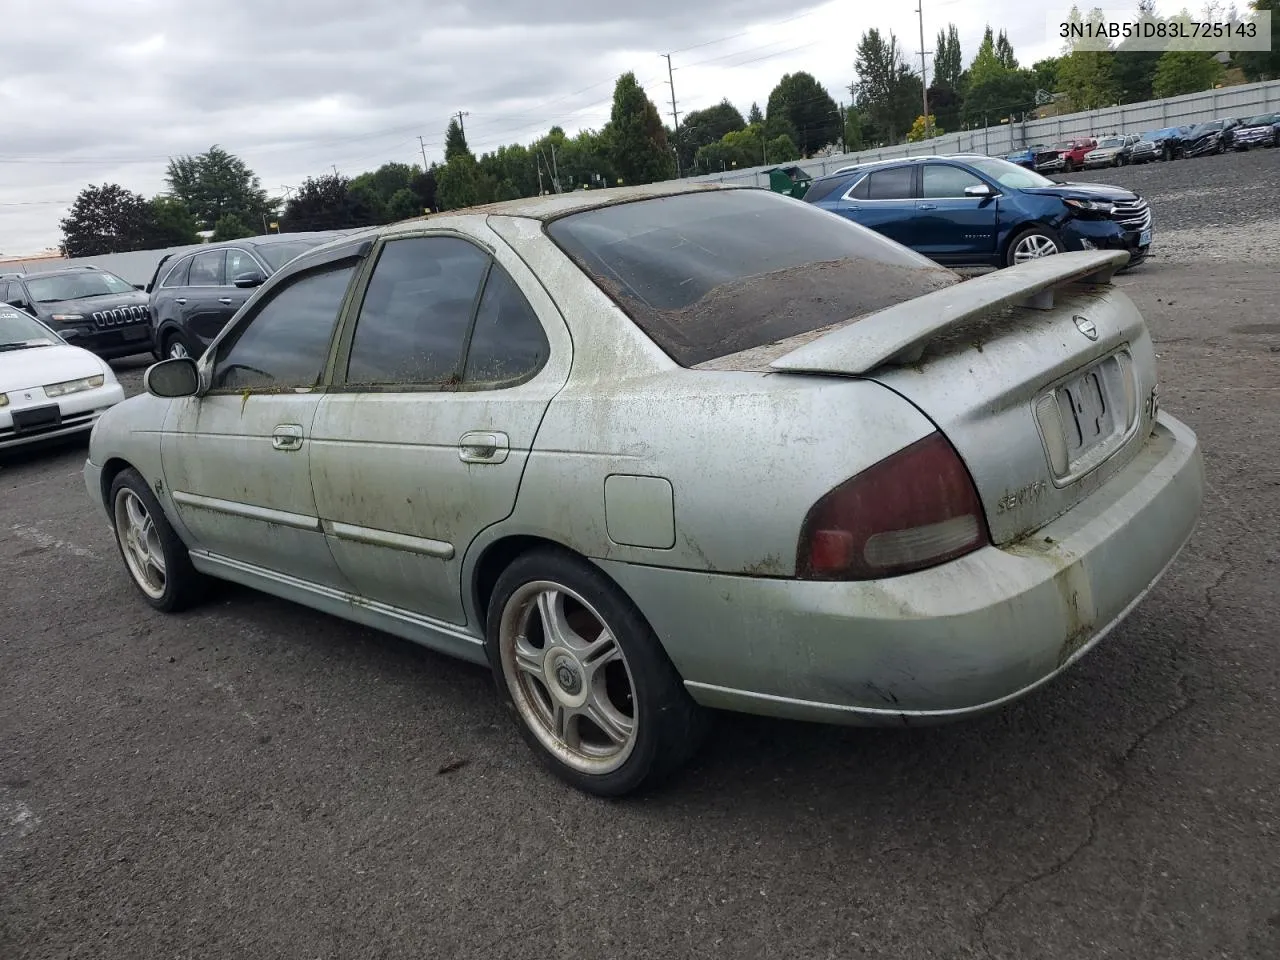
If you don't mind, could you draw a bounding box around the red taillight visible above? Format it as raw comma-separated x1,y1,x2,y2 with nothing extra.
796,432,990,580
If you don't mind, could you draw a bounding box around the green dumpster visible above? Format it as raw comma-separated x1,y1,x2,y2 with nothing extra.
766,165,813,199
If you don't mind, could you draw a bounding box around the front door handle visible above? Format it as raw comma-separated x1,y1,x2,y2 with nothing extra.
917,203,937,210
218,297,233,305
458,431,509,464
272,424,304,452
175,298,187,305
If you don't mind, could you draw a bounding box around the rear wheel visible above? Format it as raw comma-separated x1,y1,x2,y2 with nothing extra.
162,330,193,360
486,547,707,797
1006,226,1064,267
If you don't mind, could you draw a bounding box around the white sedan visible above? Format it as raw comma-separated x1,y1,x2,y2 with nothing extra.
1,306,125,450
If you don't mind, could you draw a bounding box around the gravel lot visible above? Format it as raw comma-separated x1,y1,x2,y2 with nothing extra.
2,157,1279,960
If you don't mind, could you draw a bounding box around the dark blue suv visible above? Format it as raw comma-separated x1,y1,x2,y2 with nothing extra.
803,154,1151,270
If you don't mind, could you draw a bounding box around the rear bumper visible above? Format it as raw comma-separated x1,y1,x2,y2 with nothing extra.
599,413,1202,725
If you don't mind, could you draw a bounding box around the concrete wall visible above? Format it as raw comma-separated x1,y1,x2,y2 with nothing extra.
682,79,1280,189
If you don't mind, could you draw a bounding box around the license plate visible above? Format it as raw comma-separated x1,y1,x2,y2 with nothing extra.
122,325,149,340
1139,229,1151,247
11,404,62,434
1057,371,1114,456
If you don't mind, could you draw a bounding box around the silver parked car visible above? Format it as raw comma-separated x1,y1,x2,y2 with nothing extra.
84,183,1204,796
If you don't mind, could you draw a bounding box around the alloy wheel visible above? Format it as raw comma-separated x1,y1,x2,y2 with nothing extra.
498,580,638,776
167,338,190,360
114,488,167,600
1012,234,1061,264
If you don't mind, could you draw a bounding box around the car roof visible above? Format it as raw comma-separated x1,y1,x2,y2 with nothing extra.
1,265,105,280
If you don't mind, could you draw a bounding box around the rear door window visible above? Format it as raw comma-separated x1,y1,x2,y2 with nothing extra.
162,257,191,288
864,167,915,200
546,188,955,367
189,250,225,286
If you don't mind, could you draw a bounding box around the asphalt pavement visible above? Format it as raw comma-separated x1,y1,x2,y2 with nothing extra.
2,151,1278,959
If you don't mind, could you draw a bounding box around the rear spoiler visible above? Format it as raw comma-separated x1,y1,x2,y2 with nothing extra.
770,250,1130,376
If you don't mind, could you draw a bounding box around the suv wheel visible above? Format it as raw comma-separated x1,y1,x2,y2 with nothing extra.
162,330,193,360
1006,226,1064,267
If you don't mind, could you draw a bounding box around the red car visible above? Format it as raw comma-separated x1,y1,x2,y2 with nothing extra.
1034,138,1098,174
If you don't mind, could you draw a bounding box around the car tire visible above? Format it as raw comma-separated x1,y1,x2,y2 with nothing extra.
161,330,194,361
109,468,206,613
1005,225,1064,268
485,547,708,797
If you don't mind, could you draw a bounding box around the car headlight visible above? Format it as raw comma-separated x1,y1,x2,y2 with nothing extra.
1063,198,1115,214
49,313,85,322
0,392,8,408
44,374,105,397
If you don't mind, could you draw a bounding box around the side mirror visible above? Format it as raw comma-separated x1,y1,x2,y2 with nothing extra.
964,184,994,197
144,357,200,398
232,271,266,288
133,283,146,290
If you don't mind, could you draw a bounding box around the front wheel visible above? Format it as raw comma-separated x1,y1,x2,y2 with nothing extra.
486,548,707,797
109,468,206,612
1006,226,1064,267
162,330,194,360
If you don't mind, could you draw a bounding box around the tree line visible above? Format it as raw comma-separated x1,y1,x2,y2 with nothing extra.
58,0,1277,256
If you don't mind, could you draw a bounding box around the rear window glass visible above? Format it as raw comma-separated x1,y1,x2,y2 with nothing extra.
545,189,956,367
255,239,329,270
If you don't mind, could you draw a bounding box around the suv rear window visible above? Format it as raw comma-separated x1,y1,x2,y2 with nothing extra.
545,189,955,367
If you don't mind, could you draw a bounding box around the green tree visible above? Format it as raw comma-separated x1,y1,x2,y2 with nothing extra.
675,101,746,173
445,117,472,162
970,26,1004,87
995,30,1018,69
747,102,764,125
843,108,864,151
211,214,254,242
385,188,424,221
604,73,674,184
1056,6,1118,110
164,145,273,232
146,196,201,247
927,84,963,132
766,72,842,156
1152,50,1227,96
59,183,155,256
853,28,917,144
934,24,963,89
281,174,377,231
478,143,538,200
1237,0,1279,80
436,154,496,210
693,124,799,171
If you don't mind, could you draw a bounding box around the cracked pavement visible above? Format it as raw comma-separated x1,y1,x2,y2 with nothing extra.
2,173,1279,957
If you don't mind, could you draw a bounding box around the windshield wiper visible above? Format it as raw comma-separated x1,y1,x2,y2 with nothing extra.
0,340,53,352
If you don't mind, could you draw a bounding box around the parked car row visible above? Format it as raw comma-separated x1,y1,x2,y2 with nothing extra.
1004,113,1280,172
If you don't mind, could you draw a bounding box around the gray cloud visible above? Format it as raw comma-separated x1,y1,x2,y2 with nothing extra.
1,0,1064,251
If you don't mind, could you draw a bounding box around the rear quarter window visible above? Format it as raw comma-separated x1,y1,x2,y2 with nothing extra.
545,188,956,367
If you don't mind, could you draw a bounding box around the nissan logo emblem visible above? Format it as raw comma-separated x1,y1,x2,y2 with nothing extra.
1073,315,1098,340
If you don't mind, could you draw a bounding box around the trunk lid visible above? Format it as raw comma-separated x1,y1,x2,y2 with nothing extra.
766,251,1159,545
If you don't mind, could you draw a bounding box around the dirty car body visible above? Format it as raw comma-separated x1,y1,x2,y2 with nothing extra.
84,183,1203,794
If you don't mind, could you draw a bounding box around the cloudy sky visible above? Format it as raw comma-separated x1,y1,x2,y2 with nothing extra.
1,0,1091,253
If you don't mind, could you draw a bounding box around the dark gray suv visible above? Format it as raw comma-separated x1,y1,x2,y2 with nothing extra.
147,232,350,360
1,265,153,359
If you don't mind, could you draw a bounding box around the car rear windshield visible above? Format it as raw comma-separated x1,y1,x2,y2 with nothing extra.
254,238,329,270
544,189,956,367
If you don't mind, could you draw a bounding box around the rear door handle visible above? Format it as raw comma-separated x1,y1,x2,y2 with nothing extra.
175,298,187,305
458,431,509,464
218,297,233,305
917,203,937,210
272,424,304,452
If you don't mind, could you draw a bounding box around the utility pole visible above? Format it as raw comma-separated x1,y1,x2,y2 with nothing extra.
453,111,470,140
915,1,932,139
418,135,430,171
536,156,545,196
661,53,683,178
550,142,561,193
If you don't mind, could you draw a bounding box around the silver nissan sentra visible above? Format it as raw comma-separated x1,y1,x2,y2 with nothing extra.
84,182,1203,796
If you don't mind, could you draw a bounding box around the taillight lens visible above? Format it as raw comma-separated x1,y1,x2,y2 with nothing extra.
796,432,991,580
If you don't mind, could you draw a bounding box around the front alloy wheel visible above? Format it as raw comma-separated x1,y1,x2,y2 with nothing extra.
109,467,205,612
1009,229,1063,266
115,487,166,600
